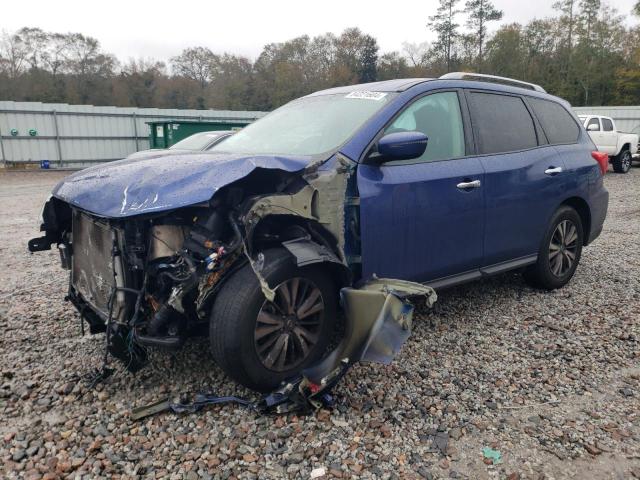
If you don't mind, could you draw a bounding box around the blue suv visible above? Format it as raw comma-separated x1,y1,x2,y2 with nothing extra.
29,74,609,391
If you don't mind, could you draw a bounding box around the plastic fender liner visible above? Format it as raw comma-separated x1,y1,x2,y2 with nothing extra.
304,278,437,383
281,237,352,292
281,237,343,267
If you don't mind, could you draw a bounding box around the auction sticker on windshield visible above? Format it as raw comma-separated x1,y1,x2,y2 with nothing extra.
345,91,387,101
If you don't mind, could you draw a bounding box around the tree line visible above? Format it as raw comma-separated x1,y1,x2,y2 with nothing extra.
2,0,640,110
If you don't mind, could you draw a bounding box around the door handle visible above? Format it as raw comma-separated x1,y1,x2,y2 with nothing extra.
545,166,563,175
456,180,481,190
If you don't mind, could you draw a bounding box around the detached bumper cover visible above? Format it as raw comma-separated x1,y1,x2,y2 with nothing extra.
131,278,437,419
305,278,437,384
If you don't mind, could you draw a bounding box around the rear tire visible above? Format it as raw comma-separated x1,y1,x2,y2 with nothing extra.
524,206,583,290
209,248,337,392
612,149,632,173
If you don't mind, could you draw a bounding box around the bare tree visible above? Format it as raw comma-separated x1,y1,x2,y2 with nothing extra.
170,47,217,89
14,27,48,70
402,41,430,67
42,33,72,76
0,30,28,78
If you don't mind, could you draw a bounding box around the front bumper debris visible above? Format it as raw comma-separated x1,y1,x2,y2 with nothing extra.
131,278,437,419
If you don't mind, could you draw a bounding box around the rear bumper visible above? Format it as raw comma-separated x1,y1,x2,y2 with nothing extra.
587,188,608,245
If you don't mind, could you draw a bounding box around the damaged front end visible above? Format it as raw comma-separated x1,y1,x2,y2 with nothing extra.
28,150,436,404
29,161,348,372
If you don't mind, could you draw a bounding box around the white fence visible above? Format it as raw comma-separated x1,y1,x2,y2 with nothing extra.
0,101,265,168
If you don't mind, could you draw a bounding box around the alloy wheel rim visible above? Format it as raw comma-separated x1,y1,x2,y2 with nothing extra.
623,151,631,170
548,220,578,277
254,277,324,372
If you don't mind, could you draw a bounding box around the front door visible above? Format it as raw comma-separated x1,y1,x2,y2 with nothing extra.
586,117,606,151
599,117,618,154
357,91,485,283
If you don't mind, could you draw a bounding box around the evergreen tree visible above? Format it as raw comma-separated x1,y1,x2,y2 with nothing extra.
465,0,503,71
580,0,600,41
553,0,578,99
428,0,461,72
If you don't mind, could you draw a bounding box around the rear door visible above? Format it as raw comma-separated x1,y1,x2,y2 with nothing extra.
466,91,567,267
357,90,486,283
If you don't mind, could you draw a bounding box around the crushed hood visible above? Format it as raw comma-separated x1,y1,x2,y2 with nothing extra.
52,152,312,218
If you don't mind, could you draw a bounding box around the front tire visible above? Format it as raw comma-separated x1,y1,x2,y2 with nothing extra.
612,149,632,173
524,206,583,290
209,248,337,392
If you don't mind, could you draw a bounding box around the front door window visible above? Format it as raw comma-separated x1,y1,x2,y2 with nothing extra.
384,92,466,162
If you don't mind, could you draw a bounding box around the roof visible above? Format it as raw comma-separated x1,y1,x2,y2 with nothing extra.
308,78,432,96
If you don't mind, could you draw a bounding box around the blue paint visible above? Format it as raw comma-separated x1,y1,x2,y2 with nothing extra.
479,146,567,266
358,157,485,281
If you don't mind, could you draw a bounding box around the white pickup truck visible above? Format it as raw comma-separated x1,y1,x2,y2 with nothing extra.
578,115,638,173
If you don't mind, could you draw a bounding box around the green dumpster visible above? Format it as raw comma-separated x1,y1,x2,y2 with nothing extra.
147,120,252,149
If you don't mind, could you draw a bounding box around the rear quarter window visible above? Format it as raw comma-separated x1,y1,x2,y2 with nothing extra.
529,98,580,144
467,92,538,155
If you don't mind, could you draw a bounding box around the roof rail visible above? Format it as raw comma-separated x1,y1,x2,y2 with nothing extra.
440,72,546,93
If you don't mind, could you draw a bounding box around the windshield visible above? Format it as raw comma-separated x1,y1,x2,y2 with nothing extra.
170,132,227,150
210,92,396,156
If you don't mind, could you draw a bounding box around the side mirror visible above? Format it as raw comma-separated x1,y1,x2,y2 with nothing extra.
369,131,429,164
587,124,599,132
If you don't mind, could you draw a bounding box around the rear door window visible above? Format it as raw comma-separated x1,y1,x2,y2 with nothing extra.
467,92,538,155
601,118,614,132
529,98,580,144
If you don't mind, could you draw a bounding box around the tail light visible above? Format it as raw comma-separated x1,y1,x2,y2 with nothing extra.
591,151,609,175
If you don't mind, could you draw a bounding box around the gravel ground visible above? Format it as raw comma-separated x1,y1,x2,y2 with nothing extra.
0,167,639,480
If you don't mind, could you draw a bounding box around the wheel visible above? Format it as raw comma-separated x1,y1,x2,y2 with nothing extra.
524,206,583,290
209,248,337,392
612,149,632,173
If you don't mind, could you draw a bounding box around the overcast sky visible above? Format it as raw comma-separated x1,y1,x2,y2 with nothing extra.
3,0,639,62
